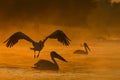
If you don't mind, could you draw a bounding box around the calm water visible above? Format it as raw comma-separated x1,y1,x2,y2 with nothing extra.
0,41,120,80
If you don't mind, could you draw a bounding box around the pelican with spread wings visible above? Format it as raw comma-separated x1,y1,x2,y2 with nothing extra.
4,30,71,58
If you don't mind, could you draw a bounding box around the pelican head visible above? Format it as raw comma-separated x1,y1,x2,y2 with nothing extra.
50,51,67,62
39,40,42,43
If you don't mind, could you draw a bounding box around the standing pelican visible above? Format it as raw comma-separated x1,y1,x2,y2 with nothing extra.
73,43,91,54
33,51,67,70
4,30,71,58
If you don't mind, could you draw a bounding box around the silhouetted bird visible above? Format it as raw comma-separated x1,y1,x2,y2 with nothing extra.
33,51,67,70
4,30,71,58
73,43,91,54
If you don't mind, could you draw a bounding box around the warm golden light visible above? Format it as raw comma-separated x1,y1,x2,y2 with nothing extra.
0,0,120,80
112,0,120,2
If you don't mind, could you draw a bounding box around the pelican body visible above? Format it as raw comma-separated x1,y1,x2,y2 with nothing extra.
33,51,67,70
30,41,44,58
4,30,71,58
73,43,91,54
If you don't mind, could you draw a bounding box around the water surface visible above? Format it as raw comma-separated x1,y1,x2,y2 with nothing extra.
0,41,120,80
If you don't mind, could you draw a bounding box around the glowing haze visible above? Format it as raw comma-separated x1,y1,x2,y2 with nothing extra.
0,0,120,44
112,0,120,2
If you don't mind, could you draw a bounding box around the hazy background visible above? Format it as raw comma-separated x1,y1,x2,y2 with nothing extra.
0,0,120,43
0,1,120,80
113,0,120,2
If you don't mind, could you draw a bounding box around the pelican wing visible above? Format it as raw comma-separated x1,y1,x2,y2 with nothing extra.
4,32,34,47
43,30,71,46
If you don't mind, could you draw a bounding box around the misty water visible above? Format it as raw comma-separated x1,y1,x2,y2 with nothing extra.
0,41,120,80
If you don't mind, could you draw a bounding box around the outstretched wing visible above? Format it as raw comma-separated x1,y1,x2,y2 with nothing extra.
4,32,34,47
43,30,71,46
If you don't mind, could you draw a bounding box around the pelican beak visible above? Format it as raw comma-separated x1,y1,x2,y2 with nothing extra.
51,51,67,62
84,43,91,52
60,57,67,62
87,45,91,52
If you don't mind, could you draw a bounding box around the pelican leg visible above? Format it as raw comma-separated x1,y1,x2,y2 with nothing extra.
34,51,36,58
37,51,40,58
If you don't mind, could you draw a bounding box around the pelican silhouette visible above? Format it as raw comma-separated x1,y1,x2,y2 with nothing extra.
33,51,67,70
4,30,71,58
73,43,91,54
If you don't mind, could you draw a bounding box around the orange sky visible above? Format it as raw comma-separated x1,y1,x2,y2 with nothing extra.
112,0,120,2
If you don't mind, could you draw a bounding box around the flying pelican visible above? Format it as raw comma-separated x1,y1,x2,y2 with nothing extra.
33,51,67,70
73,42,91,54
4,30,71,58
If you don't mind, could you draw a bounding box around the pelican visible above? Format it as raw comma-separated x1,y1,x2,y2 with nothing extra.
4,30,71,58
33,51,67,70
73,42,91,54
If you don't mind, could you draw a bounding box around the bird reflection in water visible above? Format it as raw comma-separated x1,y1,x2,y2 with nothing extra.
33,51,67,71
